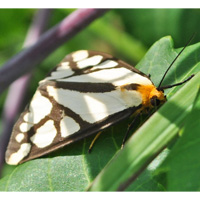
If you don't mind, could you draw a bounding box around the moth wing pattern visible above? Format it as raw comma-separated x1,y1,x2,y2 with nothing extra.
5,50,153,165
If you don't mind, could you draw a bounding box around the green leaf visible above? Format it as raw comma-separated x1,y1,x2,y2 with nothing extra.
1,36,200,191
154,87,200,191
125,148,170,191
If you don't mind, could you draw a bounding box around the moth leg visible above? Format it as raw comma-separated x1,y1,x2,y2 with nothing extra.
121,106,159,149
88,131,102,153
121,113,141,149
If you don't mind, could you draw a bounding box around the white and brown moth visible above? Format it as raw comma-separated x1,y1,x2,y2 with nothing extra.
5,49,193,165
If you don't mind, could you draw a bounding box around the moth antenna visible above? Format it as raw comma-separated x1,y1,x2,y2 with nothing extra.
159,74,194,90
157,33,196,90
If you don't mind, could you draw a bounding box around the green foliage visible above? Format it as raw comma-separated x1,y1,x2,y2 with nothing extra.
117,9,200,47
154,87,200,191
0,9,200,191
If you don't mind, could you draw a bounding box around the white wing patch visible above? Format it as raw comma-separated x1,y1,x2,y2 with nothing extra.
41,62,74,82
60,116,80,137
58,61,70,70
6,143,31,165
15,133,25,143
92,60,118,70
71,50,89,62
24,91,53,124
47,86,142,123
19,122,33,132
119,88,143,108
30,120,57,148
44,70,74,81
77,55,103,69
57,68,152,86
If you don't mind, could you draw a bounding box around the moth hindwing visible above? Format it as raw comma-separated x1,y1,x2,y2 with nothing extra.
5,50,166,165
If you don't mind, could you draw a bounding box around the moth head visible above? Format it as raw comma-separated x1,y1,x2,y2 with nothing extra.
148,86,167,108
133,84,166,108
149,92,166,108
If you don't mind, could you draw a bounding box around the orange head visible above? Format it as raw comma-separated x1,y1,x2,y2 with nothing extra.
136,84,166,108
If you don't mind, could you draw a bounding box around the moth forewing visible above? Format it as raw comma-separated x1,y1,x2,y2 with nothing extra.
6,50,159,165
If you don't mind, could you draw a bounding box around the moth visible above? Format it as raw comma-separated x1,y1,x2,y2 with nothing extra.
5,46,193,165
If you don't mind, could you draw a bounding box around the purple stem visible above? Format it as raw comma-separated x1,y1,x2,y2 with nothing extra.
0,9,52,175
0,9,108,95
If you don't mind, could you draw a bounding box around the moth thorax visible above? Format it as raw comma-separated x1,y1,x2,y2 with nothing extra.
136,85,166,108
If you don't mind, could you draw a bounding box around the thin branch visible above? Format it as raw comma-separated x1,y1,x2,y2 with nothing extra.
0,9,108,95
